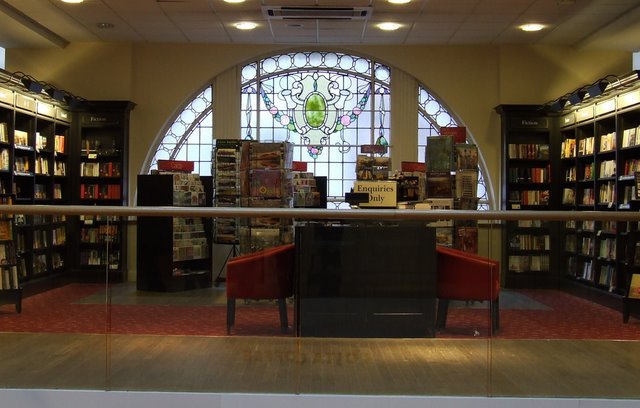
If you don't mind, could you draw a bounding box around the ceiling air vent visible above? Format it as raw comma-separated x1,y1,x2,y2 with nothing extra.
262,6,372,20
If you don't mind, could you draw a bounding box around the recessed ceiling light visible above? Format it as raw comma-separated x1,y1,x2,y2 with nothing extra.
378,22,401,31
96,22,114,29
235,22,257,30
61,0,84,3
388,0,411,4
224,0,246,3
520,23,545,32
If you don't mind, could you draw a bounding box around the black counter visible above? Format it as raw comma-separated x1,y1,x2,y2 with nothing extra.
295,222,437,338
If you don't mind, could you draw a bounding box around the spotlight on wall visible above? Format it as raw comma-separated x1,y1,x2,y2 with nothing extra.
549,97,568,112
21,78,44,94
568,89,586,105
45,87,66,102
587,80,608,98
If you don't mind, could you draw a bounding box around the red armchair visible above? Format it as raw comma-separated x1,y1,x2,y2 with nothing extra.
225,243,295,334
436,246,501,334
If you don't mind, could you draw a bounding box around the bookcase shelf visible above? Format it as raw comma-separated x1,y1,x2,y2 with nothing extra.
496,105,558,288
0,81,71,285
69,101,134,282
0,194,22,312
136,173,213,292
499,78,640,300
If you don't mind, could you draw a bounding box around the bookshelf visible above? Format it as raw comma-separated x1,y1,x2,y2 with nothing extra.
0,194,22,312
241,142,294,254
136,173,213,292
421,133,480,252
557,88,640,298
71,101,134,282
212,139,244,246
0,81,71,285
499,77,640,303
496,105,557,288
212,140,295,255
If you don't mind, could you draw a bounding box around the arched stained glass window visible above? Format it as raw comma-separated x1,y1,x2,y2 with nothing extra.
241,51,391,209
417,85,489,210
146,52,492,210
149,86,213,176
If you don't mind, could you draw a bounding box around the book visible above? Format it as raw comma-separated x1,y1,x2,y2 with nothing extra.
454,169,478,199
426,135,454,171
0,122,8,143
426,171,453,198
562,188,575,205
440,126,466,143
455,226,478,253
454,144,478,170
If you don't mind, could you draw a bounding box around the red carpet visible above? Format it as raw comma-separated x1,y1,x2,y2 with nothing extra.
443,289,640,340
1,284,639,339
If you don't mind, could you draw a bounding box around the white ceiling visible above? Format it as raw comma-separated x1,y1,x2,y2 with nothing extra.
0,0,639,51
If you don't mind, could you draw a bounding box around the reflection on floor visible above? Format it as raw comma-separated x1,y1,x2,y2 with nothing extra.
0,332,639,399
1,282,640,398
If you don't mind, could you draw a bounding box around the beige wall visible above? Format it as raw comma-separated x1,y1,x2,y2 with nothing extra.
7,43,632,203
6,43,633,278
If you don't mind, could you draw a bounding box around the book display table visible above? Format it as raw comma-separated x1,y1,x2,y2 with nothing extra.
294,222,437,338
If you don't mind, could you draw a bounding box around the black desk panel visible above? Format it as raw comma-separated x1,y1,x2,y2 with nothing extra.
295,223,437,338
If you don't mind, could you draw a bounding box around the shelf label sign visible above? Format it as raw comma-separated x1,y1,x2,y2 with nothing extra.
0,86,13,106
353,181,397,208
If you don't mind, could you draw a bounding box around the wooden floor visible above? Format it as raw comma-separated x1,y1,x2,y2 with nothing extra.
1,332,639,398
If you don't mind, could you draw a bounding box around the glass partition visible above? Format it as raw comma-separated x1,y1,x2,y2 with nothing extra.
0,205,639,404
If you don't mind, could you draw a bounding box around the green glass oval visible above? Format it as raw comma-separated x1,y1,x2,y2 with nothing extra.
305,93,326,128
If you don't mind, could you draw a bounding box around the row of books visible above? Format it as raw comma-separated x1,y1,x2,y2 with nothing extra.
0,266,20,290
623,159,640,176
598,264,616,289
508,254,550,272
34,184,47,200
599,132,616,152
32,253,47,274
598,237,616,260
14,156,30,173
0,241,16,264
621,126,640,148
80,183,121,200
599,160,616,178
565,166,576,182
54,161,66,176
598,182,616,204
508,189,550,205
0,124,65,152
508,234,550,251
583,163,594,180
561,138,576,159
506,143,550,160
80,162,121,177
80,225,120,244
13,129,29,147
508,166,550,183
79,249,120,269
0,123,7,143
52,225,66,245
578,137,595,156
0,148,8,170
580,237,594,256
581,188,595,205
578,259,594,282
35,156,49,175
